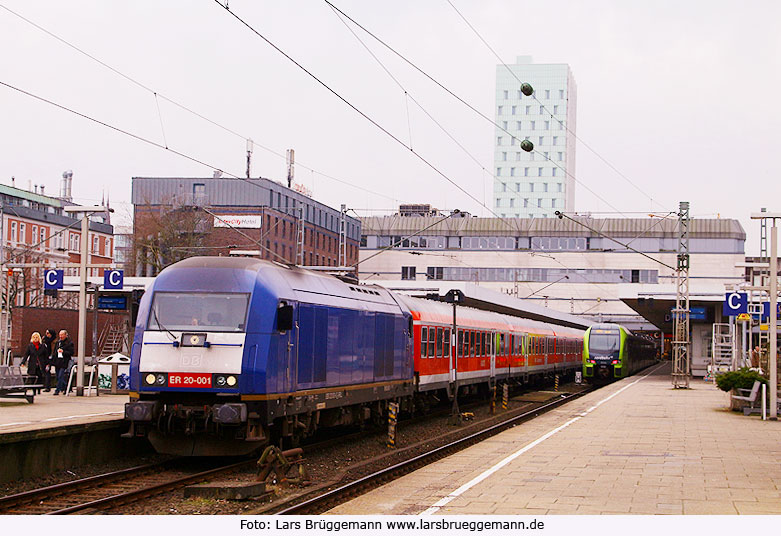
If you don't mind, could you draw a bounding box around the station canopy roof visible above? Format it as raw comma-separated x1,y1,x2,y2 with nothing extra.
619,282,729,331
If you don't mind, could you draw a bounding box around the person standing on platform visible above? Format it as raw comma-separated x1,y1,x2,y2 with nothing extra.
53,329,74,395
41,328,57,392
21,332,48,394
751,346,761,369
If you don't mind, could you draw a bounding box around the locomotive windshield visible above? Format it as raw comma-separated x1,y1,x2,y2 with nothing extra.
588,330,620,358
147,292,250,332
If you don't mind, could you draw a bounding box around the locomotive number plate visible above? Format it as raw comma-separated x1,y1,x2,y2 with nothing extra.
168,373,212,388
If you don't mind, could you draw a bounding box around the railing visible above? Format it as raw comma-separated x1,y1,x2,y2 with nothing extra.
97,318,128,356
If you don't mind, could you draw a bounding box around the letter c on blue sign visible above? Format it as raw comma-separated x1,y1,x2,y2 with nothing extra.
104,269,123,290
728,293,740,310
44,269,63,290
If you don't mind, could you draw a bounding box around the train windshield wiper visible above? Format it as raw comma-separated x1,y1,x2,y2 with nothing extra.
152,305,177,342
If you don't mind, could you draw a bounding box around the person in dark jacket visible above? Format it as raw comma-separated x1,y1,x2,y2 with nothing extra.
41,328,57,392
21,332,48,394
53,329,75,395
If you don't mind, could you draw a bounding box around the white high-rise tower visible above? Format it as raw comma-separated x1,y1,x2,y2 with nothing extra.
493,56,577,218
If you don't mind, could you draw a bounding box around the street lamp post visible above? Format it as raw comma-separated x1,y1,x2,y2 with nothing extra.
63,206,111,396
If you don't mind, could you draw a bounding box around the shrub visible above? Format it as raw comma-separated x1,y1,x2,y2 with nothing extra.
715,367,767,392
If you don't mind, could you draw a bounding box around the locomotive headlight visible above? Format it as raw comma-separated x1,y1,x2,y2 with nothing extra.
156,374,166,385
145,373,156,385
216,376,227,387
226,375,237,387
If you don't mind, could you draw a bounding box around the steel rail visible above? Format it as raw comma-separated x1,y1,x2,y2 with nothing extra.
48,459,254,514
275,388,593,515
0,460,173,512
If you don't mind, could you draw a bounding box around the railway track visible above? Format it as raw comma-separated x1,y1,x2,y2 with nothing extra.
0,458,253,514
267,387,593,515
1,383,590,515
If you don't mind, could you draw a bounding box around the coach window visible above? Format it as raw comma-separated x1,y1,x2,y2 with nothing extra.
457,330,463,358
436,327,443,357
428,327,436,357
421,327,428,358
443,329,451,358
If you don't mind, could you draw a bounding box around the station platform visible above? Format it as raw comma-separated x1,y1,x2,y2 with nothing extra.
0,390,126,435
0,391,137,484
329,362,781,515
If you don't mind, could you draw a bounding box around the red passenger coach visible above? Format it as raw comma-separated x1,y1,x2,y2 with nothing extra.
397,296,584,395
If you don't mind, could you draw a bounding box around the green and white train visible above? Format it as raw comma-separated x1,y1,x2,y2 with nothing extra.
583,323,657,382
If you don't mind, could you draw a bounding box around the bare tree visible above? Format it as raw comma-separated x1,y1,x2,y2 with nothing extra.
133,199,211,276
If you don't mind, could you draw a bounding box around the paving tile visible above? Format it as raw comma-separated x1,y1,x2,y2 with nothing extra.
327,367,781,515
733,501,781,514
682,500,738,514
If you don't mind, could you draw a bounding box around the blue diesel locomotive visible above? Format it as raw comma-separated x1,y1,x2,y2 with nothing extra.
124,257,414,455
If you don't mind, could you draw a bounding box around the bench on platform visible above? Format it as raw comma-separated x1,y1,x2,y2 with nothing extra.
732,380,762,416
0,365,42,403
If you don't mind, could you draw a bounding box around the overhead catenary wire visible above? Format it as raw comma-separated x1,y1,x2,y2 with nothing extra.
328,4,497,214
529,149,625,215
444,0,662,211
213,0,520,232
555,211,676,271
322,0,631,217
355,211,462,268
0,2,398,204
0,79,241,181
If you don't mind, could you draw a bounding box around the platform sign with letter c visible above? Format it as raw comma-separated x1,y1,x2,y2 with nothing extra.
722,292,748,316
104,269,124,290
44,269,64,290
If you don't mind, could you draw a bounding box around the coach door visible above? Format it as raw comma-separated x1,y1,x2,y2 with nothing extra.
277,301,297,394
490,330,496,384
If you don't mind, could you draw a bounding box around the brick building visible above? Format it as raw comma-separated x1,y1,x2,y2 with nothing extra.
0,180,114,308
131,177,360,275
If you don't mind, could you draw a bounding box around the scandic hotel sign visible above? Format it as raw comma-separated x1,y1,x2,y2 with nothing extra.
213,215,262,228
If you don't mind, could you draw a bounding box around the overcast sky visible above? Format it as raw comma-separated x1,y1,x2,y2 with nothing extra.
1,1,779,253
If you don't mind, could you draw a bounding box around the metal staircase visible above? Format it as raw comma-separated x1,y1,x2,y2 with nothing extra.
710,323,734,379
98,320,128,357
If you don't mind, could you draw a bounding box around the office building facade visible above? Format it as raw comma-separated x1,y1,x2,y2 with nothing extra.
494,56,577,218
